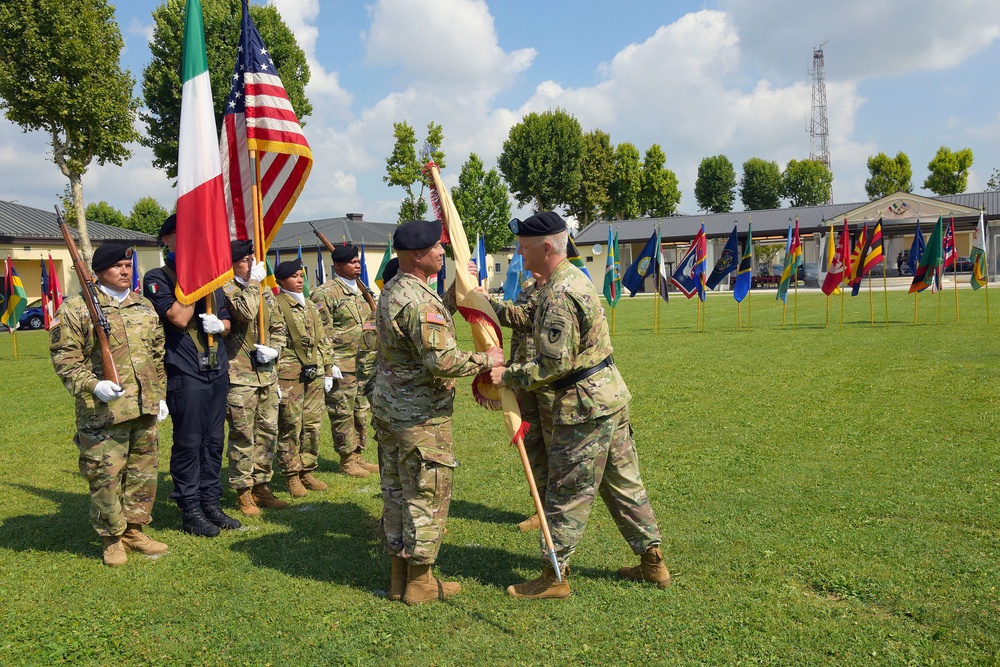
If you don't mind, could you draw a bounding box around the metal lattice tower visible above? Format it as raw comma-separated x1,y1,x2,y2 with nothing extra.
809,44,832,201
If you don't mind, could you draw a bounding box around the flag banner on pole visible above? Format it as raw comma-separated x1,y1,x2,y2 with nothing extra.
822,222,841,295
943,218,957,269
733,223,753,303
39,259,51,329
848,223,869,296
706,224,740,291
175,0,233,304
476,234,488,284
671,225,707,300
374,237,393,290
908,221,925,277
131,250,141,293
47,254,63,314
567,235,590,278
822,219,850,296
503,243,524,301
621,230,660,296
433,256,444,296
909,216,944,294
297,244,310,298
315,244,326,285
359,242,370,288
603,225,619,307
777,220,802,303
971,212,988,290
1,259,27,329
863,218,884,276
221,0,312,249
657,243,670,303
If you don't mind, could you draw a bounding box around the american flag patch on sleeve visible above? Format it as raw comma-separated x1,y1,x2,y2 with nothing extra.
425,311,446,326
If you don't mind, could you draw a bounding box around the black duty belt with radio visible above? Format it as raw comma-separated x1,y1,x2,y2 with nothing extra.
552,355,614,390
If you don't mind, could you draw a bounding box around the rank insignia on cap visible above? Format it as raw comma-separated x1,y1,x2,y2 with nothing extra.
425,312,446,325
148,283,159,294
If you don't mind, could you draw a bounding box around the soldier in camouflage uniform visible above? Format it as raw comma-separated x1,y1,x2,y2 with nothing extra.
356,259,398,400
50,244,169,567
373,220,503,605
223,240,289,515
494,212,670,599
310,244,378,478
272,258,334,498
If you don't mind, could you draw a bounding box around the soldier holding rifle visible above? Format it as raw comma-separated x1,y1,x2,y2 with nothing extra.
50,238,169,567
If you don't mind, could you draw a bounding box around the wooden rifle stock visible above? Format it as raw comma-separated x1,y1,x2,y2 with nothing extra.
55,206,122,387
310,224,378,311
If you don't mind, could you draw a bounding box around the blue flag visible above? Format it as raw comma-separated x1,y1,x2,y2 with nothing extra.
567,236,591,278
359,243,370,287
476,234,488,285
777,224,793,304
706,224,740,290
670,225,707,300
621,230,659,296
503,243,524,301
130,250,140,293
437,256,446,296
733,222,753,302
908,221,925,277
315,245,325,285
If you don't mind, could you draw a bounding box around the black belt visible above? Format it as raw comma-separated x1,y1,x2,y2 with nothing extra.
552,355,614,390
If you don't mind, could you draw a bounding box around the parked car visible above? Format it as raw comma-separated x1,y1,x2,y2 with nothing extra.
0,298,45,331
953,256,972,272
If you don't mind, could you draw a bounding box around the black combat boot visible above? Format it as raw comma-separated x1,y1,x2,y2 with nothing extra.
201,504,242,530
182,507,221,537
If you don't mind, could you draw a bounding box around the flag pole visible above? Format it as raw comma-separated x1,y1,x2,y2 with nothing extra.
825,294,830,328
882,260,889,327
914,290,919,324
611,304,616,337
251,150,266,343
793,275,798,330
10,329,17,359
937,272,942,326
782,300,786,328
867,274,874,326
954,256,960,323
840,277,845,331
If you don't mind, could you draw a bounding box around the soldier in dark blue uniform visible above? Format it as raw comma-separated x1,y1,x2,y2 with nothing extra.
142,214,241,537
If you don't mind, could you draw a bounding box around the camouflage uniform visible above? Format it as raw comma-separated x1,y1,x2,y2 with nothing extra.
223,278,287,489
273,292,332,475
504,258,662,568
372,272,494,565
50,290,166,538
310,277,373,457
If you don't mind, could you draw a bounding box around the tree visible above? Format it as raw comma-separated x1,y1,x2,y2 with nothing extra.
922,146,974,195
694,155,737,213
604,142,642,221
0,0,140,263
451,153,513,254
128,197,171,236
142,0,311,180
567,129,614,228
639,144,681,218
383,121,445,224
739,157,782,211
498,108,583,212
987,168,1000,192
865,151,913,200
754,243,784,276
85,201,128,229
781,159,833,207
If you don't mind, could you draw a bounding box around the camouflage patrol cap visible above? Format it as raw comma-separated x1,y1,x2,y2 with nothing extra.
331,244,359,263
393,219,442,250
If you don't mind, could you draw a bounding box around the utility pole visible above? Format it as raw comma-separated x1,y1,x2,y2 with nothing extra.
809,42,832,203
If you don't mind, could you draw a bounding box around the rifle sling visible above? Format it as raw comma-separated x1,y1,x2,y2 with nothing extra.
275,293,320,369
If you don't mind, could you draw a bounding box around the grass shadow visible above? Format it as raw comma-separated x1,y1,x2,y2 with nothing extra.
448,498,528,526
0,483,99,558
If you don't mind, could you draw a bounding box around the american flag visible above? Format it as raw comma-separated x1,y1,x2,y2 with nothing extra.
943,217,956,269
220,0,312,250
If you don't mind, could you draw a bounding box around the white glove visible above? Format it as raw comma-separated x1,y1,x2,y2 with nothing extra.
157,400,169,422
324,376,334,392
329,365,344,380
199,313,226,334
276,385,283,400
93,380,124,403
249,261,267,283
254,343,279,363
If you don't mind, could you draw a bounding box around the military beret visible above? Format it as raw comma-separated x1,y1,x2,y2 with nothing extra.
509,211,567,237
158,213,177,239
393,219,442,251
231,239,254,262
331,244,359,263
382,257,400,284
274,258,302,280
92,244,133,272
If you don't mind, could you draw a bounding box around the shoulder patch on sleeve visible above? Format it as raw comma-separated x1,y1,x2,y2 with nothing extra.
147,282,159,294
424,311,446,325
362,321,377,331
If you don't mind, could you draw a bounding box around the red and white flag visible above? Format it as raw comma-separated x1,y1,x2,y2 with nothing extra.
943,217,957,269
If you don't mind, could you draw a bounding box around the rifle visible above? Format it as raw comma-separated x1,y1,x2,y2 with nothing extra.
309,222,378,311
55,206,122,387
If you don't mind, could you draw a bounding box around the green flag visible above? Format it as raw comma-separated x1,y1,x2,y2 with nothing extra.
375,236,393,289
1,260,27,329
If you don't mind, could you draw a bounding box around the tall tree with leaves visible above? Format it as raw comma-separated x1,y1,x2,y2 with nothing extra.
142,0,311,179
0,0,139,263
604,142,642,221
639,144,681,218
739,157,782,210
865,151,912,200
781,158,833,207
383,121,445,224
498,108,583,212
85,201,128,229
567,129,614,227
987,168,1000,192
128,197,171,236
694,155,737,213
922,146,974,195
451,153,513,254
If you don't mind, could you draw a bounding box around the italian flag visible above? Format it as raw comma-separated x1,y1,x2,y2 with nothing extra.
174,0,234,304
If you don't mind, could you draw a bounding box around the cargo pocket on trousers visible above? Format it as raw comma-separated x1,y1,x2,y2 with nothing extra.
415,446,456,508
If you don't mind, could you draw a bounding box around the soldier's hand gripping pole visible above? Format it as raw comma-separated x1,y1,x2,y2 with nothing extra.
55,206,122,387
309,222,378,311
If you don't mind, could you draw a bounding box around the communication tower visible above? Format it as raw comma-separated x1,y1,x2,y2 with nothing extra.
809,43,832,202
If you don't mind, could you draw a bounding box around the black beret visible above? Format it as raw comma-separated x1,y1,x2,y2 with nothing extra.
274,258,302,280
511,211,567,237
158,214,177,239
393,219,442,251
231,239,254,262
382,257,400,284
331,244,359,263
92,244,132,272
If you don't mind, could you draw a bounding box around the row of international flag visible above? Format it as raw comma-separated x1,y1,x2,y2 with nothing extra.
1,255,64,332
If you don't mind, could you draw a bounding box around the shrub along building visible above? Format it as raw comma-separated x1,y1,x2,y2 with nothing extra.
572,191,1000,292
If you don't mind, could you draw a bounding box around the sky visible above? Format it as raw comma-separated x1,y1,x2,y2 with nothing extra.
2,0,999,229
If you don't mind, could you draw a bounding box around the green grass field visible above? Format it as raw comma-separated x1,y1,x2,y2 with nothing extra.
1,289,998,666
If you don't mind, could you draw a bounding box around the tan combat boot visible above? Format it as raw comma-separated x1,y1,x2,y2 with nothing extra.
121,524,169,555
251,483,289,510
517,514,540,532
339,452,370,478
388,556,408,601
102,535,128,567
618,546,671,589
236,488,261,516
300,471,328,491
286,473,308,498
402,563,461,605
506,565,570,599
355,451,379,474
